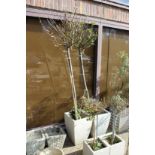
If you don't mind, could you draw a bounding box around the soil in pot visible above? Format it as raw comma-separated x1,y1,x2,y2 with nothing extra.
106,135,121,145
70,108,88,120
89,138,106,151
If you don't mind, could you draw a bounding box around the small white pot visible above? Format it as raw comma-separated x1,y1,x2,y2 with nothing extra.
91,109,111,137
101,133,125,155
83,138,110,155
64,112,92,145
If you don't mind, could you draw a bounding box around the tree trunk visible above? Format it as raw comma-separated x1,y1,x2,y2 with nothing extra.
92,118,96,145
78,49,90,99
111,111,117,144
66,48,78,120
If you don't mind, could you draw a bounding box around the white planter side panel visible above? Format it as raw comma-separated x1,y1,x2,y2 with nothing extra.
91,110,111,137
64,112,92,145
99,133,126,155
118,108,129,133
83,140,109,155
110,140,125,155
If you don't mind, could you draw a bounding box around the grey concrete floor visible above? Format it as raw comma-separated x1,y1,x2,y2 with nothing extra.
63,132,129,155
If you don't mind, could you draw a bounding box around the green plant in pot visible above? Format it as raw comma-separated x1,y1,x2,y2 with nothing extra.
102,93,127,155
82,99,110,155
109,93,127,144
103,51,129,155
109,51,129,133
72,22,111,138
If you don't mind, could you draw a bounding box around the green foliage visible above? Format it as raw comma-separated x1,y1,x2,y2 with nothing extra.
70,96,106,120
108,51,129,144
73,23,97,51
79,96,107,119
109,51,129,111
89,138,104,151
106,135,121,145
111,93,128,114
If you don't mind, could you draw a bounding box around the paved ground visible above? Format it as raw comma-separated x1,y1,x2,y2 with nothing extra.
63,132,129,155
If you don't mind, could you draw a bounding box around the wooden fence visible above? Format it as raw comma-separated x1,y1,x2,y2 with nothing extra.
26,0,129,23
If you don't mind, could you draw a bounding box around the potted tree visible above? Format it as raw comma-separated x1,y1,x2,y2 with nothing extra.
64,20,98,145
73,22,111,138
98,51,128,155
40,15,94,145
109,51,129,133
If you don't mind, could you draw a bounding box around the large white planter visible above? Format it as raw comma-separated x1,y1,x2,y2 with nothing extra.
83,138,109,155
100,133,125,155
64,112,92,145
91,109,111,137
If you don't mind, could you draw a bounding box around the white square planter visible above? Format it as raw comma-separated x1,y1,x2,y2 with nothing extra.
91,109,111,137
26,129,45,155
64,112,92,145
83,138,110,155
43,126,66,149
100,133,125,155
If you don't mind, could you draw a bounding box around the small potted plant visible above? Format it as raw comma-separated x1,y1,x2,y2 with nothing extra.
83,138,109,155
103,94,127,155
83,103,110,155
109,51,129,133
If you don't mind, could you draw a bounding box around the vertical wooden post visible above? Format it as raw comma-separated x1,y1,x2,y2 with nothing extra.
94,24,103,98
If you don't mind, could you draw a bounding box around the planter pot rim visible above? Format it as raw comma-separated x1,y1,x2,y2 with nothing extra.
95,109,110,116
100,132,125,146
64,112,91,123
26,129,45,142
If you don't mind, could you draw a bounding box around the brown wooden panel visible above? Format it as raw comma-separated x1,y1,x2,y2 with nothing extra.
100,27,129,99
26,17,95,129
107,29,129,95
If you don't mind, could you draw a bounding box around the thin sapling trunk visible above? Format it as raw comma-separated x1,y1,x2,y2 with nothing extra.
66,48,78,120
78,49,90,99
111,111,117,144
